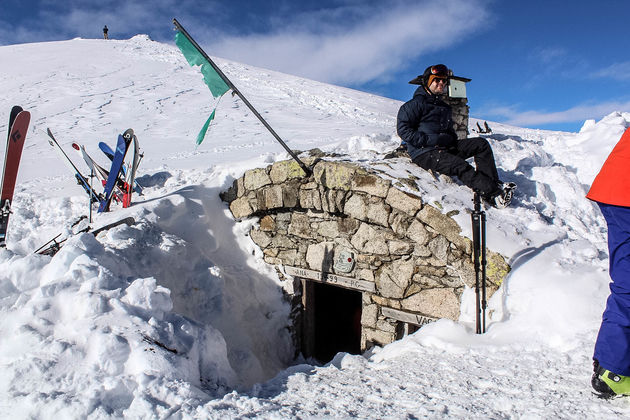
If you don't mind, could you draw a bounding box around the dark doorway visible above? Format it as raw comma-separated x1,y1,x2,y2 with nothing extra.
303,281,362,363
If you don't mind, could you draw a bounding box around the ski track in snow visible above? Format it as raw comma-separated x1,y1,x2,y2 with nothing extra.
1,35,630,418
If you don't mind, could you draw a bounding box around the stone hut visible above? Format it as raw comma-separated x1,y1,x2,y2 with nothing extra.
221,156,509,362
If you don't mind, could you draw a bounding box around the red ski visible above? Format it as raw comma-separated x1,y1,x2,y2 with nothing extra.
1,107,31,247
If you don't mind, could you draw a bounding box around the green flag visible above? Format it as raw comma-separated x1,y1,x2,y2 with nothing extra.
175,31,230,144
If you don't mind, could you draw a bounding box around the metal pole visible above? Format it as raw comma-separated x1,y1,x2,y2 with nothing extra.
481,210,487,333
471,191,488,334
173,18,312,176
471,192,482,334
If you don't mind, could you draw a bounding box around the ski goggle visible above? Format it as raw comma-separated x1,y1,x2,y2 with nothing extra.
430,64,449,77
427,75,449,87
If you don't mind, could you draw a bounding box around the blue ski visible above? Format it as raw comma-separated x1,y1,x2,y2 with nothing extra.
73,142,129,205
98,141,115,161
99,140,143,194
98,132,131,212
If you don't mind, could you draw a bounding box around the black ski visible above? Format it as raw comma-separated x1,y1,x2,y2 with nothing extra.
35,216,135,256
7,106,22,141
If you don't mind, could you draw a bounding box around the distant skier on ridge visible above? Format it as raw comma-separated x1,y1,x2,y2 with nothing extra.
103,25,109,40
396,64,514,208
588,126,630,398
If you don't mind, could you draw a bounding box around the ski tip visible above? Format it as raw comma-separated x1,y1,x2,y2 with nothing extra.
72,143,80,150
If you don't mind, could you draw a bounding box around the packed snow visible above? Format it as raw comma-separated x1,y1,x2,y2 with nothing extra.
1,35,630,418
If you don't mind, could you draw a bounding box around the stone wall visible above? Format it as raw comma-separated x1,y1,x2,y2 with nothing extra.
445,97,470,139
221,157,509,351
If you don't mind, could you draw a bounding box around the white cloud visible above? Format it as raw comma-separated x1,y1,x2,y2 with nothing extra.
483,100,630,127
1,0,490,87
530,47,568,65
0,0,217,44
590,61,630,81
206,0,490,85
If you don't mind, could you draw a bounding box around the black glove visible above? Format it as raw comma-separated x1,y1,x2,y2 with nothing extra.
437,133,455,147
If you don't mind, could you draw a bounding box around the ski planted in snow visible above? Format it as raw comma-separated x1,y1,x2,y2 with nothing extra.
72,142,127,204
1,107,31,247
35,216,135,256
46,128,102,203
98,141,115,161
72,142,109,184
98,129,133,212
99,140,143,196
122,132,142,207
8,106,23,137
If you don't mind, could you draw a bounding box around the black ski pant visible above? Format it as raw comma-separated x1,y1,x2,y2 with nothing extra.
412,137,501,197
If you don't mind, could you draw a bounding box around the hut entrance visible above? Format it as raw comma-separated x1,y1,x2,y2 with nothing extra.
301,280,362,363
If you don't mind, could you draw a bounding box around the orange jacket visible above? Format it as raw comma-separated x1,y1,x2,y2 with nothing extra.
587,127,630,206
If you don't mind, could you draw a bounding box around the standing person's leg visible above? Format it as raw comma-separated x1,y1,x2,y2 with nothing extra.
454,137,500,183
592,202,630,397
412,150,499,197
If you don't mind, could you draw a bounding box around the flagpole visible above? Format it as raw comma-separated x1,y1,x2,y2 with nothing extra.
173,18,312,176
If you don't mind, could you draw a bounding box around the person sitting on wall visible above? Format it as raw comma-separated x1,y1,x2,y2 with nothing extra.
396,64,515,208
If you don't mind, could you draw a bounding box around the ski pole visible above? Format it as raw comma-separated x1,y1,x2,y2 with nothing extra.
471,191,483,334
89,167,93,223
481,208,487,333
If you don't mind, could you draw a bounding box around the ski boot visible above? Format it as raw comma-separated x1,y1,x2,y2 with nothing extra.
495,182,516,208
592,359,630,399
485,182,516,209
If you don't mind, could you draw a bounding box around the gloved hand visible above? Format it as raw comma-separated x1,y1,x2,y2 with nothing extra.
437,133,455,147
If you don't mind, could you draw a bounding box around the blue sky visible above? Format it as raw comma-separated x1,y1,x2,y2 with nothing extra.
2,0,630,132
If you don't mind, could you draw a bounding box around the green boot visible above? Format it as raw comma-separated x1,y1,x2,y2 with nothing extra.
592,360,630,398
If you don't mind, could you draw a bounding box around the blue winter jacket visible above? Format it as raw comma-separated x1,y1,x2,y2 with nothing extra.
396,86,457,161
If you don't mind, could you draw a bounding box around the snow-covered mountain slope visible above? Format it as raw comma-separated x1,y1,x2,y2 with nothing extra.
1,35,630,418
